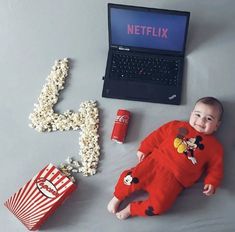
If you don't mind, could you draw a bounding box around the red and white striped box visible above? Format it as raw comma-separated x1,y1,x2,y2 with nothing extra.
4,163,77,231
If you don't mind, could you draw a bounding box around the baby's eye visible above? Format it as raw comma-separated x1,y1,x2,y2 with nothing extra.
195,113,200,117
207,117,213,121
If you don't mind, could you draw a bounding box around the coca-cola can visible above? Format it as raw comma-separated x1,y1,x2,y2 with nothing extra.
111,109,130,144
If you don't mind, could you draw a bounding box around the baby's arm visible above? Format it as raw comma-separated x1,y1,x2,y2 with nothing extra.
204,143,223,195
138,121,174,158
203,184,215,196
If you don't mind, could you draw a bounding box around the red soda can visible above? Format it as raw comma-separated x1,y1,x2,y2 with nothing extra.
111,109,130,143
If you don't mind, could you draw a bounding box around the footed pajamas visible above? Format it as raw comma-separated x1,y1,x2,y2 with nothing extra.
114,120,223,216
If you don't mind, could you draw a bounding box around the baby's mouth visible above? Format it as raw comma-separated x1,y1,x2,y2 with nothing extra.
196,124,205,130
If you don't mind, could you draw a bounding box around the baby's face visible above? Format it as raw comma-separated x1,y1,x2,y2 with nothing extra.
189,102,221,134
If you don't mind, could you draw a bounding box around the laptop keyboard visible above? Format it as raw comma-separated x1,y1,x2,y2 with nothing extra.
110,52,181,86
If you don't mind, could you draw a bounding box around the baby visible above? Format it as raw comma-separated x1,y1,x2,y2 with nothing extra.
107,97,224,219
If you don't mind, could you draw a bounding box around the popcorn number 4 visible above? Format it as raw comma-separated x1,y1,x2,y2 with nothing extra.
29,59,100,176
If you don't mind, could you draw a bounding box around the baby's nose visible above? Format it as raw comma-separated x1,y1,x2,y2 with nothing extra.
200,117,207,123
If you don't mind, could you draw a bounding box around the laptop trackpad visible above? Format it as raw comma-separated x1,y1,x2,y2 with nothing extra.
125,81,151,99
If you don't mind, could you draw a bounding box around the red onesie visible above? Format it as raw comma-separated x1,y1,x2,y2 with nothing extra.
114,120,223,216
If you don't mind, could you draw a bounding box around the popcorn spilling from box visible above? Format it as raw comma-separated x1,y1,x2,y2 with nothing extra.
28,58,100,176
59,156,82,183
4,164,77,231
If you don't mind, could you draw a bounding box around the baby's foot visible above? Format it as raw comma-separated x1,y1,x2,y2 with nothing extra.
107,196,121,214
116,204,131,220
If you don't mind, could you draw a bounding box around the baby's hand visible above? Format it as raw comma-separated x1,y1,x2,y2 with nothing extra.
203,184,215,196
137,151,145,162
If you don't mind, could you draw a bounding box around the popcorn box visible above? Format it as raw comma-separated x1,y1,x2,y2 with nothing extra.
4,163,77,231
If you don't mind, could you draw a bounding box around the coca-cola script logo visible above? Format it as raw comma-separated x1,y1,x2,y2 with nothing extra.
115,115,129,124
36,178,59,198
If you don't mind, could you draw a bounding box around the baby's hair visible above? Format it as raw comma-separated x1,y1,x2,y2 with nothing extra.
196,97,224,121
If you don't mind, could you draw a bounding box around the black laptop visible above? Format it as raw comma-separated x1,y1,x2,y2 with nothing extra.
102,3,190,105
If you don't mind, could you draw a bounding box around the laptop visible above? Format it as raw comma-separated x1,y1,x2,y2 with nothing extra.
102,3,190,105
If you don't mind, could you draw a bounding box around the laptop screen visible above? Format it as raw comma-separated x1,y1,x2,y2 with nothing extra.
109,5,190,53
